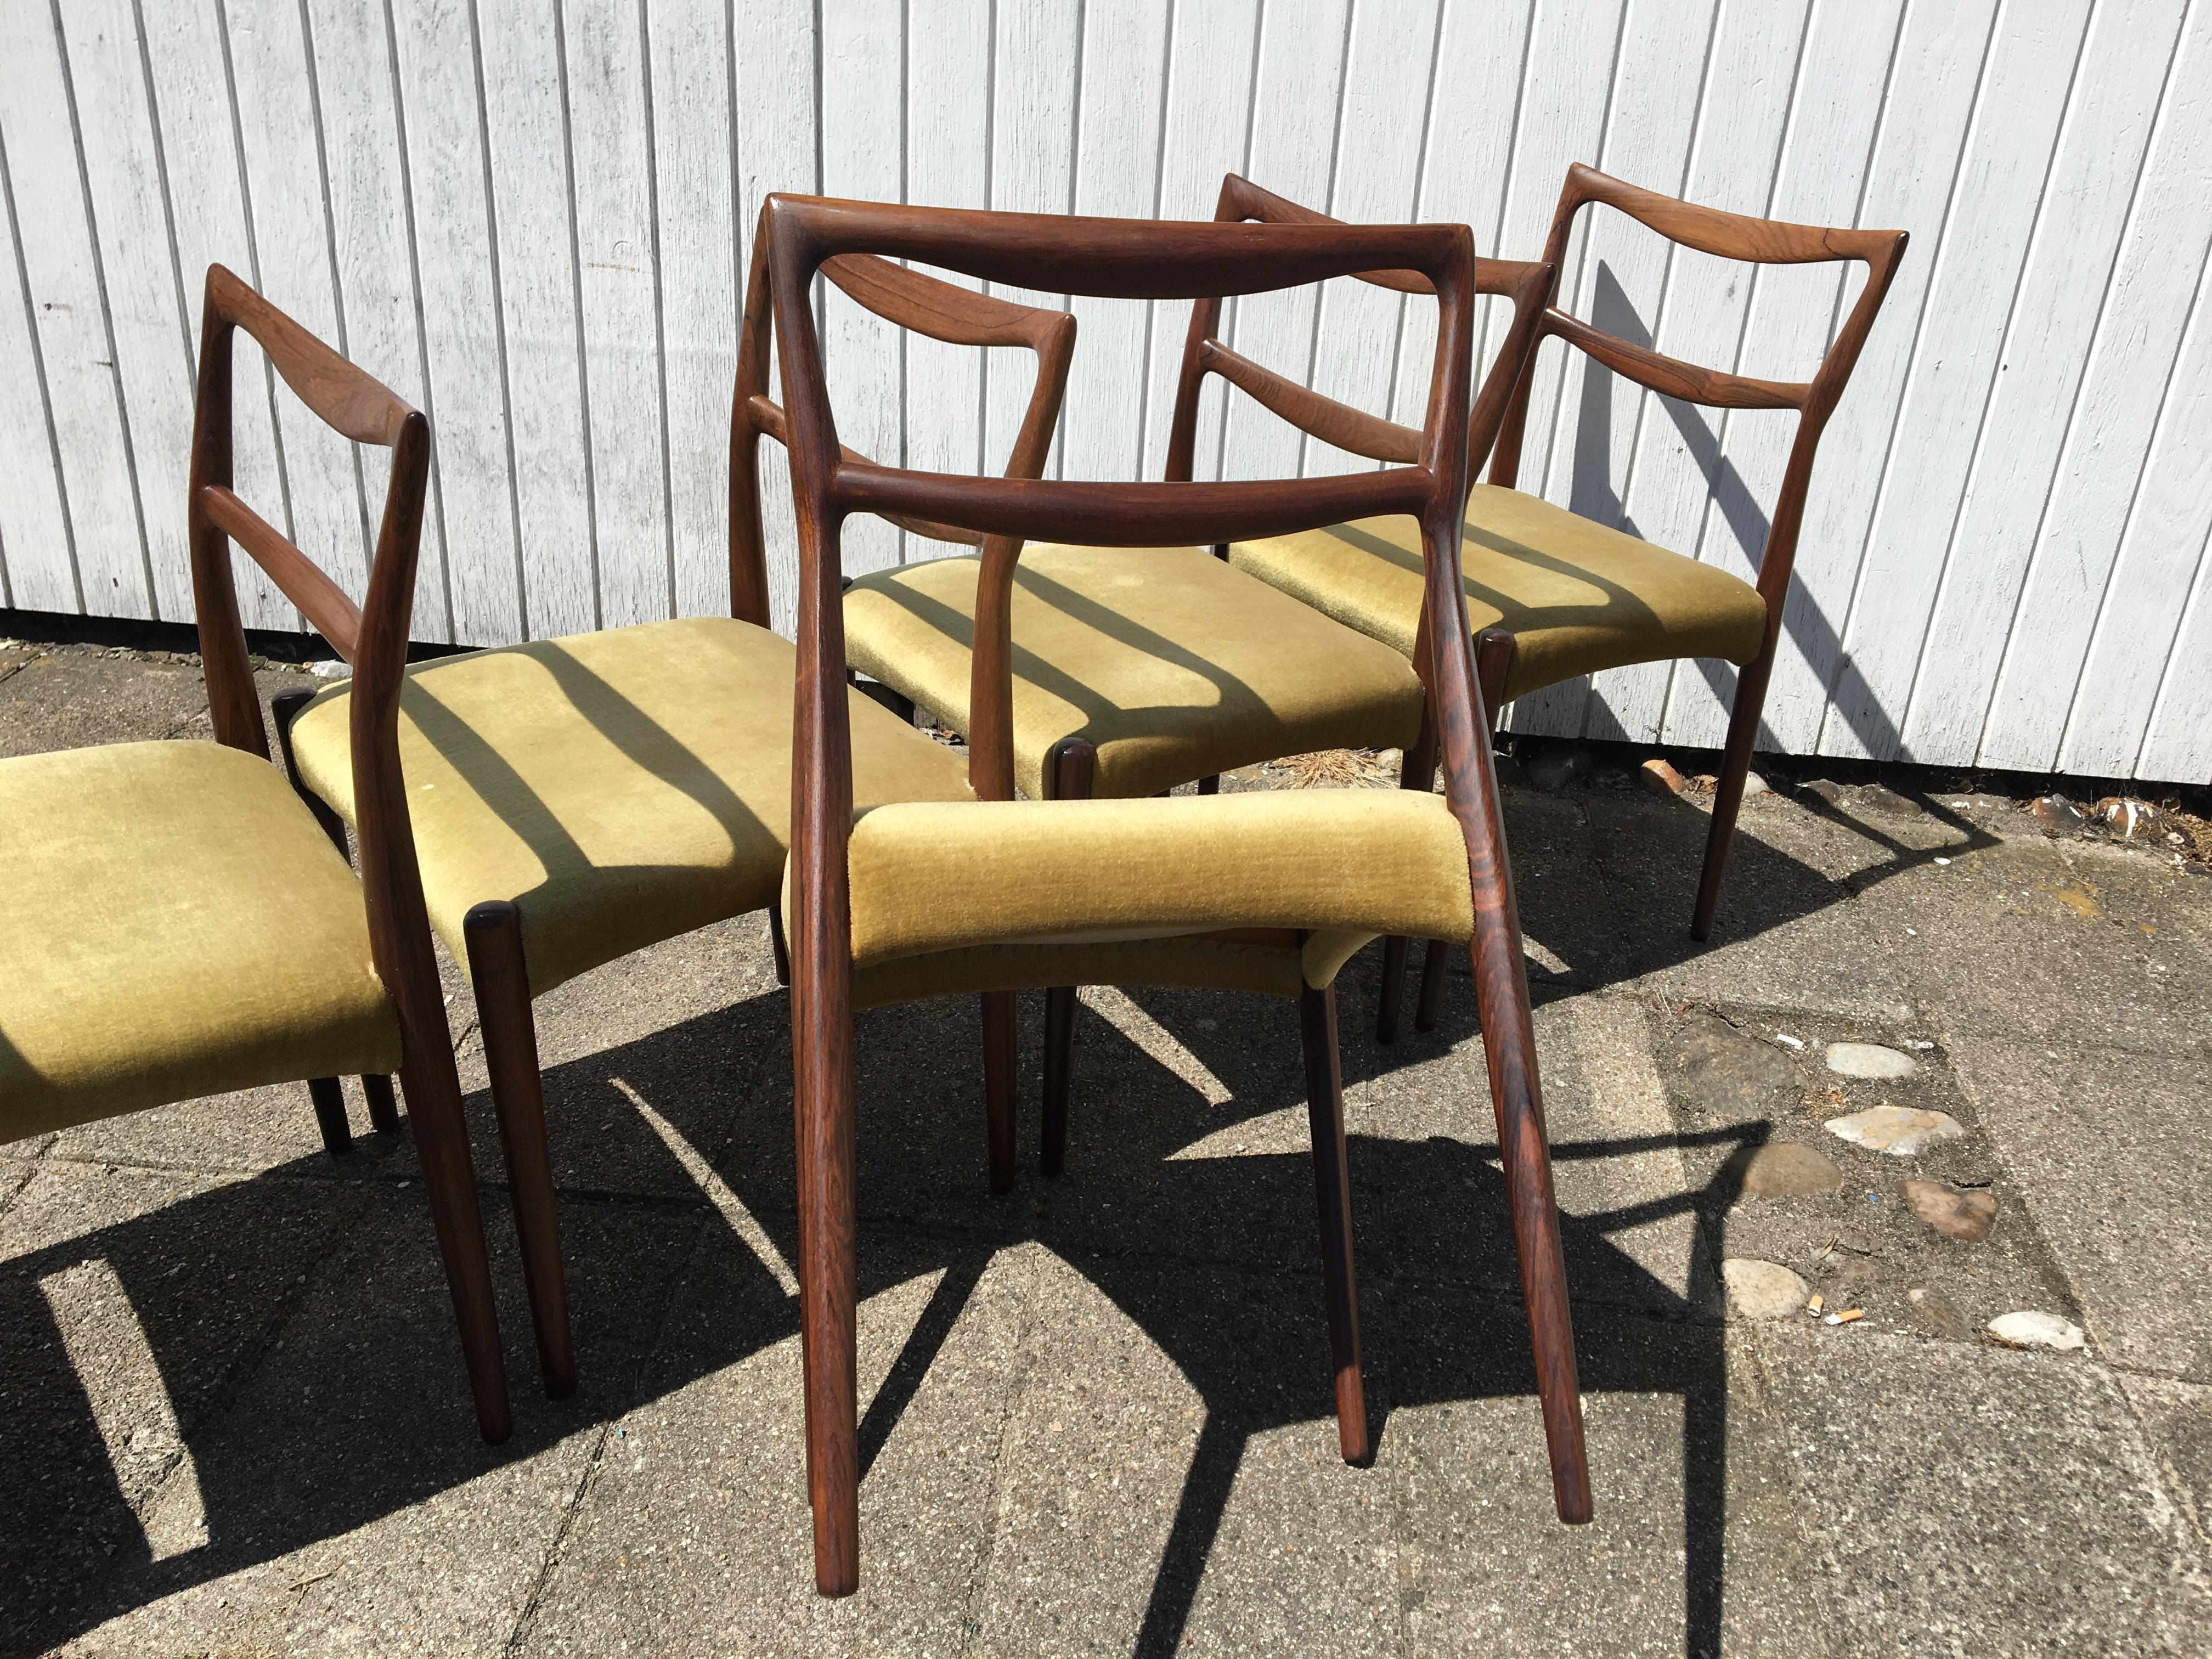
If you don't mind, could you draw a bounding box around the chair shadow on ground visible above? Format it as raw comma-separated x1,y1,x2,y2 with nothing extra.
3,789,1911,1658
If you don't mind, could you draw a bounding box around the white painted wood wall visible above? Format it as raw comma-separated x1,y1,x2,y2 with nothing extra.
3,0,2208,783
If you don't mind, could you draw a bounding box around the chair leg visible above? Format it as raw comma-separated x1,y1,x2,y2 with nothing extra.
1413,938,1450,1032
1377,706,1440,1044
769,905,791,986
1692,637,1779,941
1041,986,1074,1177
795,979,861,1594
364,1073,401,1133
308,1076,352,1157
1299,982,1369,1464
1039,737,1096,1175
462,901,577,1400
395,1044,514,1443
981,989,1018,1193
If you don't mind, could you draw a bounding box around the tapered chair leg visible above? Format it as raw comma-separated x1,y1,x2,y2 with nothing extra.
769,905,791,986
1041,987,1074,1177
308,1076,352,1156
463,901,576,1400
795,977,861,1595
981,990,1018,1193
1300,981,1369,1464
363,1073,401,1133
1466,918,1590,1521
394,1042,514,1443
1377,707,1440,1044
1413,939,1450,1032
1039,737,1096,1175
1692,633,1779,941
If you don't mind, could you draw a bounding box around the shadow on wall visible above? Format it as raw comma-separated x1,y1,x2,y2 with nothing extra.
1,789,1974,1657
1530,262,1900,763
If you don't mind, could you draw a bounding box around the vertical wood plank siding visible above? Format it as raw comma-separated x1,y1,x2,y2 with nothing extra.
2,0,2205,781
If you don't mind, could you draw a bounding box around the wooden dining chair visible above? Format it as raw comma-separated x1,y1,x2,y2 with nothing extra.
834,194,1554,1176
1206,167,1908,1027
763,193,1588,1595
281,235,1078,1404
1,268,514,1443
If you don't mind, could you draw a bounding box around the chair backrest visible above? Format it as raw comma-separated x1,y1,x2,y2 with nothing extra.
758,195,1503,1002
1495,163,1908,613
731,213,1077,800
185,264,439,1043
1164,173,1555,489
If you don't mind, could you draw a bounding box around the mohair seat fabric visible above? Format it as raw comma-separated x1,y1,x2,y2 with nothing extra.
1226,483,1768,699
290,615,973,998
842,544,1427,802
0,742,402,1139
822,789,1475,1008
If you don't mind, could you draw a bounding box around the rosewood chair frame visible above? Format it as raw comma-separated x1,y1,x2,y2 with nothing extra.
732,222,1078,1192
763,194,1588,1596
1491,165,1907,945
1161,172,1555,1047
187,264,513,1441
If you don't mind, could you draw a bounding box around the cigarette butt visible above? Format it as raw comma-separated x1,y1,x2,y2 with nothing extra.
1824,1308,1865,1326
1807,1294,1824,1313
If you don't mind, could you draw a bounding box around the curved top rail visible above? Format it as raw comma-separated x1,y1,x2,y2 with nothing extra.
1560,162,1903,268
767,195,1475,301
205,263,414,447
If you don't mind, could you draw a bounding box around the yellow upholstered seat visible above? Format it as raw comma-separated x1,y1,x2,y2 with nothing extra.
829,789,1475,1008
1226,484,1768,699
1,741,402,1141
290,614,974,997
843,544,1427,802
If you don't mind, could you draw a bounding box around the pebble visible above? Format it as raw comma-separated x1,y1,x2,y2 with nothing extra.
1741,771,1770,797
309,658,353,680
2030,793,2085,833
1525,740,1592,792
1722,1259,1811,1321
1899,1178,1999,1241
1670,1016,1799,1120
1823,1105,1966,1157
1824,1040,1918,1080
1639,756,1687,796
2093,795,2160,840
1728,1141,1844,1197
1857,783,1923,817
1986,1311,2086,1352
1802,778,1847,807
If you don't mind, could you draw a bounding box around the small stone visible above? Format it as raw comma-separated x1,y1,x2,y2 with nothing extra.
1802,778,1848,807
1824,1040,1918,1080
1525,740,1593,791
1900,1178,1998,1240
1857,783,1923,817
1741,772,1770,797
1726,1141,1844,1197
1824,1105,1966,1157
2094,795,2161,840
1908,1285,1971,1340
2030,792,2085,833
1669,1015,1799,1120
309,658,353,680
1986,1311,2086,1352
1722,1259,1811,1321
1639,757,1686,795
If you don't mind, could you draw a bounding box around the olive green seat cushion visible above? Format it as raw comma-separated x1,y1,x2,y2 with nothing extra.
291,616,973,998
823,788,1475,1008
1,741,402,1141
1226,484,1768,699
842,544,1427,802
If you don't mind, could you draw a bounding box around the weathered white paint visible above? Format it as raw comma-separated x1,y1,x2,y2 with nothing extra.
2,0,2206,782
